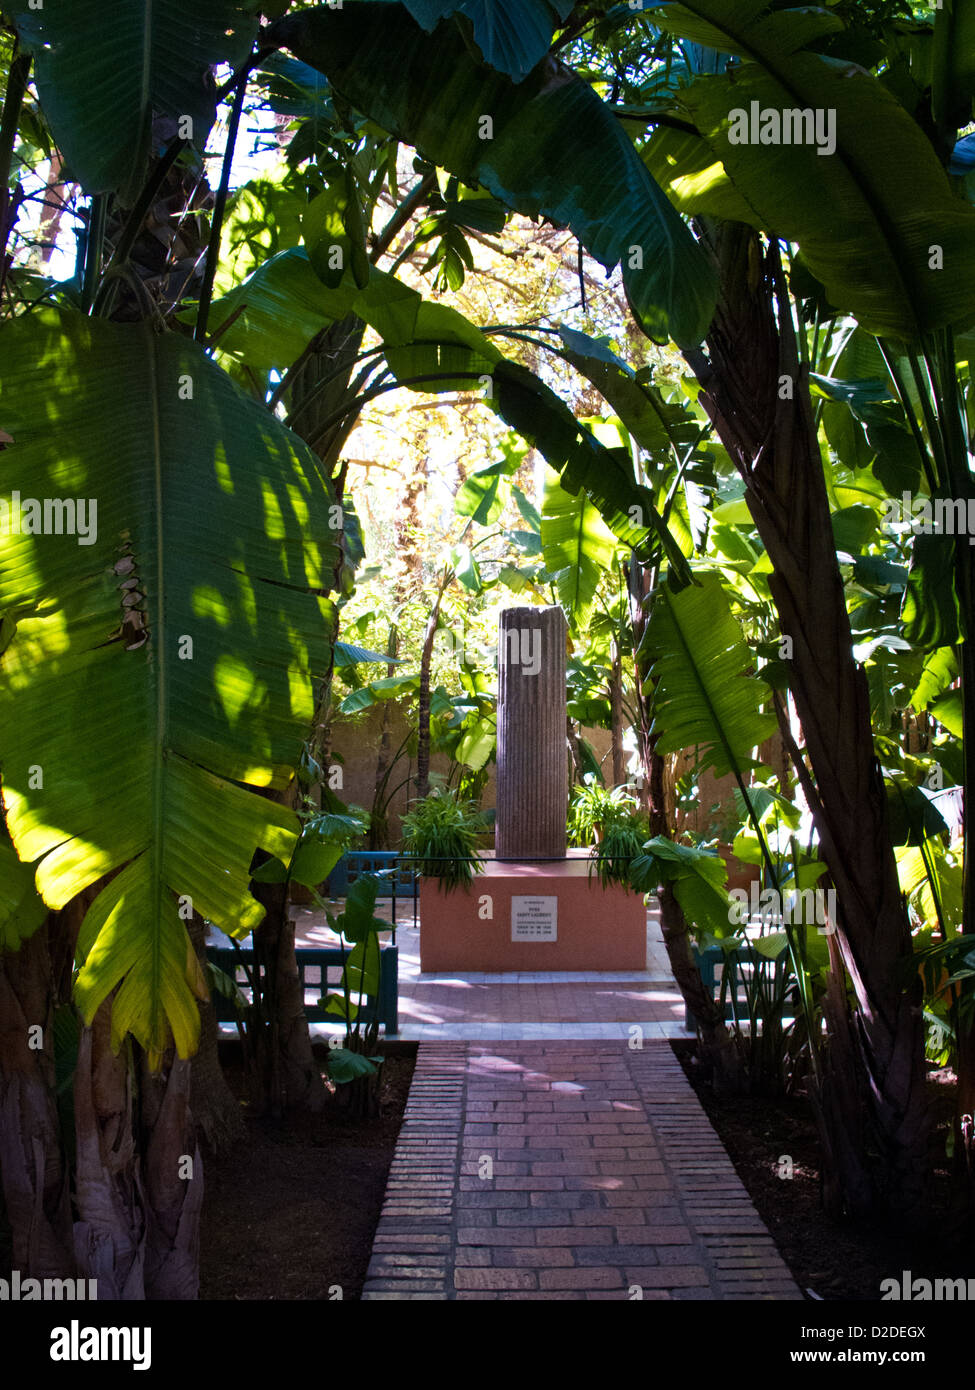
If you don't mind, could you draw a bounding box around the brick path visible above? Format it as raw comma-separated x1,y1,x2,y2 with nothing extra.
363,1041,802,1300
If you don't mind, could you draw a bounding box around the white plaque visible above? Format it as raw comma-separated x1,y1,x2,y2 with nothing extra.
511,895,558,942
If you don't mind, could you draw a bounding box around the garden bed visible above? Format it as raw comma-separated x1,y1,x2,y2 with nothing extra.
199,1047,415,1301
673,1040,970,1300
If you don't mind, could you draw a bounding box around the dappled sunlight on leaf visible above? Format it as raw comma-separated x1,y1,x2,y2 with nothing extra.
0,311,339,1057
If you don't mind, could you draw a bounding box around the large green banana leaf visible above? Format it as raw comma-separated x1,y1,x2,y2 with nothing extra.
8,0,257,201
910,646,957,712
0,834,47,952
217,176,310,295
638,571,776,776
682,63,975,338
209,250,427,373
210,248,498,388
631,836,734,939
648,0,975,338
645,0,842,58
402,0,574,81
268,2,716,347
493,360,693,584
556,335,701,462
0,310,339,1063
641,123,760,225
540,471,619,626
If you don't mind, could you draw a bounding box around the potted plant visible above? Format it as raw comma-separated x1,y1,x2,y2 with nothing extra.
401,787,487,893
567,777,648,888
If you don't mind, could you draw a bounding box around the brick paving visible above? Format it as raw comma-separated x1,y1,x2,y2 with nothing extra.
362,1041,802,1300
287,902,695,1040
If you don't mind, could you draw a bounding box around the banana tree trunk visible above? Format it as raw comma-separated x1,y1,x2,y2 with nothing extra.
250,878,327,1118
609,638,626,787
627,555,742,1091
684,222,928,1218
0,917,75,1279
187,914,243,1152
370,626,399,849
72,1008,205,1299
72,1011,146,1298
415,591,444,800
140,1054,203,1299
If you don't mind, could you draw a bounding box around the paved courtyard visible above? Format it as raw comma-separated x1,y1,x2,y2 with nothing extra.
290,900,695,1041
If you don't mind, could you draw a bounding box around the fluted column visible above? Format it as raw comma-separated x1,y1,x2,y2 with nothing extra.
495,605,567,860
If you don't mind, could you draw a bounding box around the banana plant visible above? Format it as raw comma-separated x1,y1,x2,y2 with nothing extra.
0,309,340,1062
4,0,258,204
315,874,390,1116
640,2,972,1213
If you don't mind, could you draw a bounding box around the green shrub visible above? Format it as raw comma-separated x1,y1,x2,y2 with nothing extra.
591,820,649,889
401,788,486,892
567,776,641,845
567,777,647,887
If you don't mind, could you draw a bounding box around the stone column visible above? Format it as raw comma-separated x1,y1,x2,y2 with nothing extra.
495,605,567,860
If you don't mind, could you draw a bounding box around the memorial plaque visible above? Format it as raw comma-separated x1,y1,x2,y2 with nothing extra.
511,895,558,942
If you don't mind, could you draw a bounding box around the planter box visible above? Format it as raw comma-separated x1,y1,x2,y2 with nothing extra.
419,856,647,973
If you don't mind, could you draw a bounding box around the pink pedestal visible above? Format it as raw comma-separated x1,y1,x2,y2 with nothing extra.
419,857,647,973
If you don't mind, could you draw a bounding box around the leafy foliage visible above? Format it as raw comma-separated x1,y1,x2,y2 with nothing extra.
270,2,717,346
401,787,486,890
8,0,257,200
649,0,975,337
638,572,777,778
540,471,619,626
0,311,339,1063
631,837,734,939
402,0,574,81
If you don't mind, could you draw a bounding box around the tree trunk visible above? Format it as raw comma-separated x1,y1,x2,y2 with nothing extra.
140,1053,203,1299
370,625,399,848
684,223,928,1218
250,878,327,1118
72,1011,146,1298
415,591,444,800
813,931,875,1217
36,153,69,269
72,1007,206,1300
658,878,743,1092
0,916,75,1279
609,638,626,787
566,714,586,786
187,915,244,1152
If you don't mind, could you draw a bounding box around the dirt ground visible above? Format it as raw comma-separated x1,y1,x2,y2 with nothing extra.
673,1041,972,1300
199,1048,415,1301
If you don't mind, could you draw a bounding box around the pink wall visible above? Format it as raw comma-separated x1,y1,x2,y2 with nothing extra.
419,859,647,972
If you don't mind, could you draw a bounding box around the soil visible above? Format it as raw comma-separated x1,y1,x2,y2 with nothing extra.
199,1046,415,1301
672,1040,972,1300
